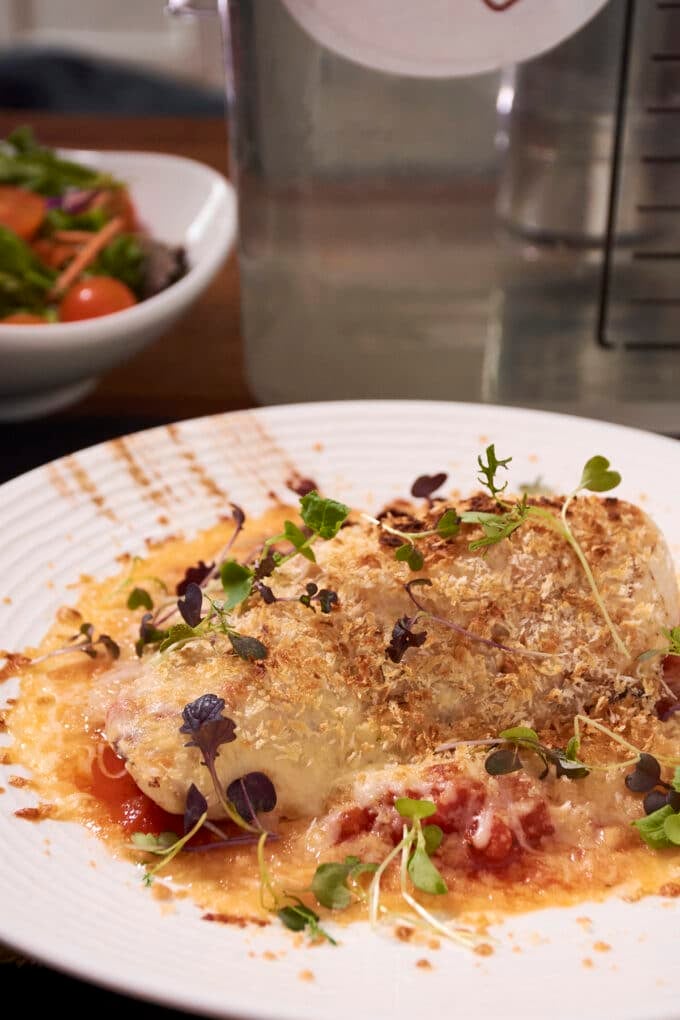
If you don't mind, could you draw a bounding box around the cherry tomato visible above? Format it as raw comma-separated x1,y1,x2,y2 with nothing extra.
59,276,136,322
0,185,46,240
1,312,47,325
90,744,180,836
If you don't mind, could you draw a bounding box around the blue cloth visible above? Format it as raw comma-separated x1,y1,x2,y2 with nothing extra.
0,47,224,116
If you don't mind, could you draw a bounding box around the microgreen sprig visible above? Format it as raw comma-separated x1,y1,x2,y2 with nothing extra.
367,797,478,949
256,832,337,943
311,856,377,910
363,509,460,572
28,621,119,666
131,783,208,886
483,726,590,781
461,448,629,658
368,799,446,919
179,694,271,835
219,491,349,610
386,579,561,664
476,445,512,501
639,626,680,663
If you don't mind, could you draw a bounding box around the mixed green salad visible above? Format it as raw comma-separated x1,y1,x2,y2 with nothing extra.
0,127,186,324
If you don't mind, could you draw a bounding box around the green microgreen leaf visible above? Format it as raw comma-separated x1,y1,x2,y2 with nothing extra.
408,845,447,895
395,543,424,571
663,813,680,845
578,455,621,494
127,587,153,611
633,805,675,850
158,623,198,653
499,726,539,745
661,627,680,657
228,632,267,661
138,805,208,885
673,767,680,794
476,444,512,501
461,500,530,551
395,797,437,821
422,824,443,855
565,736,580,761
277,899,336,945
436,509,460,539
311,857,378,910
299,491,350,540
283,520,316,562
219,560,254,610
130,831,178,855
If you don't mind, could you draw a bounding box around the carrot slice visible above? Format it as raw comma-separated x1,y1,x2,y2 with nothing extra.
0,185,47,241
1,312,48,325
52,229,97,243
49,216,123,298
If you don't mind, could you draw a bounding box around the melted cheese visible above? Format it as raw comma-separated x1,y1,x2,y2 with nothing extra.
5,494,680,928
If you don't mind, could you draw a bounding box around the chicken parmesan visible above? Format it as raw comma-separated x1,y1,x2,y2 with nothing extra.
5,449,680,945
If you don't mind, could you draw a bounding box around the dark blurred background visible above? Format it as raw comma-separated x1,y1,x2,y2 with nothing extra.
0,2,224,115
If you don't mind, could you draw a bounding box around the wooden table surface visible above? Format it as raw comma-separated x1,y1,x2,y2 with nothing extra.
0,111,253,420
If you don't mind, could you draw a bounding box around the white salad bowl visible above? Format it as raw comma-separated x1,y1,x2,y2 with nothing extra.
0,149,237,421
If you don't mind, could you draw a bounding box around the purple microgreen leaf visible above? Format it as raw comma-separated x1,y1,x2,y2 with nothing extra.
231,503,246,529
127,587,153,611
180,693,230,733
410,473,447,499
184,782,208,834
254,549,280,580
317,589,338,614
79,622,94,640
255,581,277,605
219,559,254,610
176,560,215,597
180,694,237,767
177,581,204,627
135,612,168,657
226,772,277,823
644,789,670,815
625,753,662,793
286,474,318,497
96,634,120,660
228,633,268,661
386,616,428,663
299,580,319,609
485,747,523,775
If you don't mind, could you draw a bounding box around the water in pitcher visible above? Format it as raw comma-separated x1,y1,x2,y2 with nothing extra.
224,0,611,406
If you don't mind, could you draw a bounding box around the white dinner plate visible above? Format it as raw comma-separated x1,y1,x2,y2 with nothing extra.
1,400,678,1020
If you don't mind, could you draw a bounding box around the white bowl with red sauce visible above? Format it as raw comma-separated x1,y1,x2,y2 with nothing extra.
0,149,236,421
